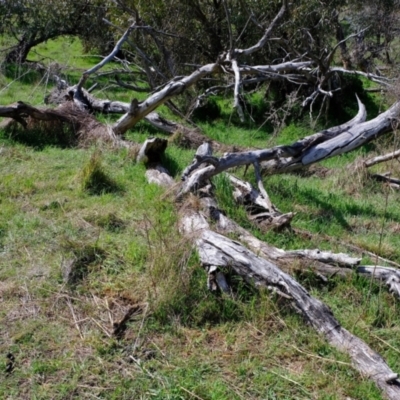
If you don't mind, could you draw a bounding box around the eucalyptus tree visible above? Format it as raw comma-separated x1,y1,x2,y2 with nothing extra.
0,0,113,63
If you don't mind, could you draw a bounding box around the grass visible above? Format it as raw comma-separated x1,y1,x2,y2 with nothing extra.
1,36,400,399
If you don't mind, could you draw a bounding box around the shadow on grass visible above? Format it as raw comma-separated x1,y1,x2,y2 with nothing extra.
271,181,400,231
1,119,79,150
161,152,181,178
3,63,43,85
81,150,124,196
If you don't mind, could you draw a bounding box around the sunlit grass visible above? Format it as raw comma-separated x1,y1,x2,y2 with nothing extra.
0,35,400,400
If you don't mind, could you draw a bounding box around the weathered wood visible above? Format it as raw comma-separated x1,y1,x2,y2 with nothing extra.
46,83,213,147
293,228,400,270
302,101,400,165
356,266,400,298
137,137,168,164
181,211,400,399
240,61,314,75
145,165,175,187
200,196,360,268
0,101,71,126
227,174,294,230
365,150,400,168
181,97,370,193
371,173,400,186
112,63,220,135
85,22,138,76
181,142,214,182
231,58,245,122
141,138,400,398
137,138,174,188
200,195,400,301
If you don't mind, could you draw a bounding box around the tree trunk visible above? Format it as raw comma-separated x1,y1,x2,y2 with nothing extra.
136,137,400,400
5,40,32,64
181,215,400,399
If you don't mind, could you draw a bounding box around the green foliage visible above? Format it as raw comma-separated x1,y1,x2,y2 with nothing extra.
213,173,249,227
0,0,113,62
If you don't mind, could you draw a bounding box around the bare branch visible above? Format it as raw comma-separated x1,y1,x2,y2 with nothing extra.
324,27,370,67
113,63,220,135
181,96,370,191
364,149,400,168
85,21,137,75
235,1,288,56
330,67,391,86
231,58,245,121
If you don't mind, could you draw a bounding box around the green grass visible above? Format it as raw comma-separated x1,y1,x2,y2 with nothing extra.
1,36,400,400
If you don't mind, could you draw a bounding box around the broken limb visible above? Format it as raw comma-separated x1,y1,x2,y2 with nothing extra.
180,97,400,194
180,211,400,399
137,136,400,399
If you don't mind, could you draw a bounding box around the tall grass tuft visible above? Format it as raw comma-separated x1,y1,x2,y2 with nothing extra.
80,150,121,195
213,173,248,226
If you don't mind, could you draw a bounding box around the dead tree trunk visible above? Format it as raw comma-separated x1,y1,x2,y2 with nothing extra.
137,138,400,400
180,97,400,195
181,214,400,399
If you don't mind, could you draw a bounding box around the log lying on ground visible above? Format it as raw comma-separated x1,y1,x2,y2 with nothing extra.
362,150,400,189
139,138,400,399
0,101,72,127
0,101,132,149
294,227,400,269
301,101,400,166
181,211,400,399
199,195,400,298
356,266,400,298
2,91,234,153
47,82,238,151
365,150,400,168
370,173,400,189
180,96,373,194
112,63,220,136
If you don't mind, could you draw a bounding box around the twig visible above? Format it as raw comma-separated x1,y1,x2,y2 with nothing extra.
105,298,113,327
129,355,155,379
268,370,312,397
91,318,112,338
369,332,400,355
66,298,84,340
291,345,351,366
179,386,205,400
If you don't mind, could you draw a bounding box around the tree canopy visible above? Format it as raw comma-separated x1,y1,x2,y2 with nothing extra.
0,0,113,63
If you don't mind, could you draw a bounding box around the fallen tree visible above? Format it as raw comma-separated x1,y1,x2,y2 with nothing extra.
2,3,400,398
136,137,400,399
